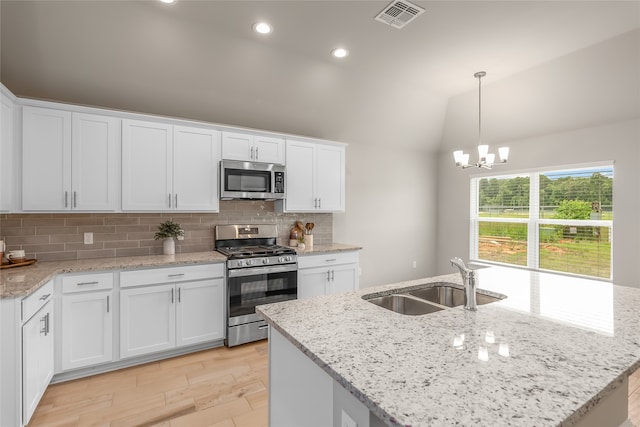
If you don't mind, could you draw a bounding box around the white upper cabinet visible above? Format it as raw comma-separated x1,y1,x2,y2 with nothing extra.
22,107,119,211
281,140,345,212
173,125,220,212
122,119,220,212
72,113,119,210
23,107,72,211
122,119,173,211
222,131,284,164
1,91,15,212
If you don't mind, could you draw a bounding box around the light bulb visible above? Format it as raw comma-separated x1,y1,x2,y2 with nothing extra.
453,150,464,165
462,153,470,166
486,153,495,165
331,48,349,58
498,147,510,163
253,22,273,34
477,145,489,160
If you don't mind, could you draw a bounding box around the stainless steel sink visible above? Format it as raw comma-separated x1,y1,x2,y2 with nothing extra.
367,294,444,315
406,282,503,307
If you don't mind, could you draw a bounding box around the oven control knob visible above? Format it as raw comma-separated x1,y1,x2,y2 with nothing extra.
285,256,293,262
262,258,269,265
278,257,285,263
245,259,253,266
237,260,244,267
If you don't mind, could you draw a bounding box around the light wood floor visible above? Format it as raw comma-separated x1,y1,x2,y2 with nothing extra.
28,341,640,427
28,341,269,427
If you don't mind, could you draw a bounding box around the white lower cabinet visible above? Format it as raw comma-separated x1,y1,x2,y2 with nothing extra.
22,282,54,425
60,272,114,371
120,284,176,358
298,252,360,299
61,291,113,370
120,266,225,359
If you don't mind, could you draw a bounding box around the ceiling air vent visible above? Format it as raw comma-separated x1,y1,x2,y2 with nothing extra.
374,0,425,29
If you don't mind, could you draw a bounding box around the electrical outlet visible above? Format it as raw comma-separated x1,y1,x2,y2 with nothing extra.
84,232,93,245
341,410,357,427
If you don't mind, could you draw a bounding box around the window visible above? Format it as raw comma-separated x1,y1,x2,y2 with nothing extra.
470,164,613,280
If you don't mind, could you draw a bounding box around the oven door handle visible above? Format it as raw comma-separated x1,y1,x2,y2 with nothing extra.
228,264,297,278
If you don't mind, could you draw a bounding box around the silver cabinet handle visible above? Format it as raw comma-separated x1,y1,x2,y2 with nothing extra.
168,194,172,208
171,288,174,304
255,146,259,160
331,270,335,281
107,295,110,313
325,259,337,262
73,191,77,208
168,273,185,278
318,198,321,209
64,191,69,208
250,146,254,159
327,270,331,282
175,193,178,209
314,198,318,208
40,312,50,336
258,324,269,330
178,287,181,303
76,281,99,286
39,293,51,301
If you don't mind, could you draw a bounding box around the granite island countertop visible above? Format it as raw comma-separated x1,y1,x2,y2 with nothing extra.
257,266,640,427
0,251,227,299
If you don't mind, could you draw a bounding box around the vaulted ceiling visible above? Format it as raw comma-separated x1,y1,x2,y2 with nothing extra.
1,1,639,151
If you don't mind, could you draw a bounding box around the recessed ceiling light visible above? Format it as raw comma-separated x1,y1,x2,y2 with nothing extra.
253,22,273,35
159,0,176,4
331,48,349,59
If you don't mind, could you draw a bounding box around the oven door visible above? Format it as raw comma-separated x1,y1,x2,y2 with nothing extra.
227,263,297,327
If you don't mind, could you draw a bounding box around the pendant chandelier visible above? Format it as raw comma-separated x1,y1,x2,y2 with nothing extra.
453,71,509,169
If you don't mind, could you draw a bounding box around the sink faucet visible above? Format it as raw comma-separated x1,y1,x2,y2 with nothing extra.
450,257,477,311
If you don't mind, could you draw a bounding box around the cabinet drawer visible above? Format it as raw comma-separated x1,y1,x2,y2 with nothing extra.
62,272,114,294
120,263,225,288
22,280,54,322
298,251,359,269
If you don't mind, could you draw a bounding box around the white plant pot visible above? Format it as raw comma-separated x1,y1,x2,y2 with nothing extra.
163,238,176,255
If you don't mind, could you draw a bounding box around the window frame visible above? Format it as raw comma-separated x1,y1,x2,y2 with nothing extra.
469,162,614,281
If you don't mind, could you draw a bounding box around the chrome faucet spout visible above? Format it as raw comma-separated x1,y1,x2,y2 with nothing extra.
450,257,477,311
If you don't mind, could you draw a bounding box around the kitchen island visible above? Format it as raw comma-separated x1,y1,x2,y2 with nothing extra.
257,266,640,427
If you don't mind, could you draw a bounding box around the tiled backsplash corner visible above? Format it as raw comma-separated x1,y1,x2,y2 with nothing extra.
0,201,332,262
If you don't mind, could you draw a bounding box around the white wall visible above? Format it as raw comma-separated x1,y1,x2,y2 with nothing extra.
334,142,437,288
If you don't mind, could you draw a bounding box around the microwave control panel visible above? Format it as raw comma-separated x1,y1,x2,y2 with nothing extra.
274,172,285,193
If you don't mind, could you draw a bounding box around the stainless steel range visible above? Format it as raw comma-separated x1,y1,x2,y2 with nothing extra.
215,224,297,347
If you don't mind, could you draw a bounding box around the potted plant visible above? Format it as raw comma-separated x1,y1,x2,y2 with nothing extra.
154,219,184,255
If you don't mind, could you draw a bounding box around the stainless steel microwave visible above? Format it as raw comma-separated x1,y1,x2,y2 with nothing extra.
220,160,285,200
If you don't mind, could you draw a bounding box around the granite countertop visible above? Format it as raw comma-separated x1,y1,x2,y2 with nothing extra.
257,266,640,427
294,242,362,255
0,251,227,299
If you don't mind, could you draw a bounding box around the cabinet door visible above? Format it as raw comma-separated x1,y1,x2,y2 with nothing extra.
22,106,72,210
61,291,113,370
176,278,225,347
329,264,359,295
120,285,175,358
221,131,253,161
173,126,220,212
72,113,119,211
22,301,53,425
285,140,316,212
254,135,284,164
1,93,14,211
297,267,329,299
122,119,173,211
316,144,345,212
